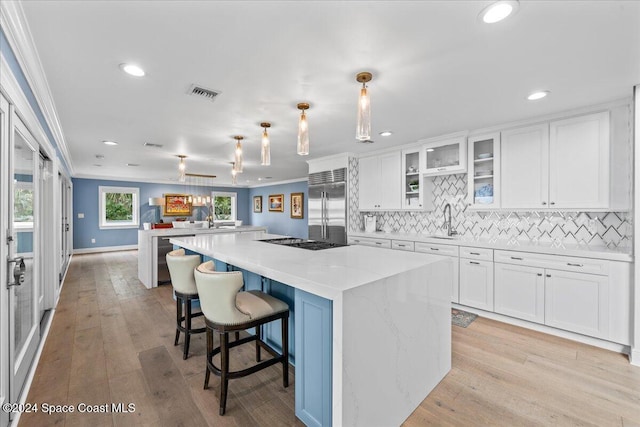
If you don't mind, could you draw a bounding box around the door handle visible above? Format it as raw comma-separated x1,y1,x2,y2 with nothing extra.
7,256,26,288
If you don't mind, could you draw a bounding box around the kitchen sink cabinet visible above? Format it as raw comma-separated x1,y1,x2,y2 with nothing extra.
415,242,459,302
359,152,401,210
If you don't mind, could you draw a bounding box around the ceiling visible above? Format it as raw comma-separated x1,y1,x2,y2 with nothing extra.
19,1,640,186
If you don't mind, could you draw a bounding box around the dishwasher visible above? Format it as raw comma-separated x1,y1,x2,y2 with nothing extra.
157,235,195,285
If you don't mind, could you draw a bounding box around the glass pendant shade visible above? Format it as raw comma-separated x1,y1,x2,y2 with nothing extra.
231,164,237,185
356,84,371,140
355,72,373,141
178,156,186,182
261,125,271,166
234,137,243,173
297,103,310,156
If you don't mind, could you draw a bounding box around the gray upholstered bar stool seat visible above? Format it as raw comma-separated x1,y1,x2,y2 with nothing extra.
194,260,290,415
166,249,206,359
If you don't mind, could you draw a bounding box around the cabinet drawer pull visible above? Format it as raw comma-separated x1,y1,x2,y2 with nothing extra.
470,252,480,255
397,244,406,247
469,261,480,265
567,262,583,267
430,248,440,251
375,242,382,245
510,256,523,260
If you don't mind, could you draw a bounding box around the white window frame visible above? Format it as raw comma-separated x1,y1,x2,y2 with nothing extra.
14,181,34,231
212,191,237,223
99,186,140,229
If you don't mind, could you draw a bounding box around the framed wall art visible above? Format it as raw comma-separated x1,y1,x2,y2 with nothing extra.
290,192,304,219
163,194,192,216
253,195,262,213
268,194,284,212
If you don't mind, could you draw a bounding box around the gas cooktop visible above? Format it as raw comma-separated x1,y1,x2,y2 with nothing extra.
259,237,347,251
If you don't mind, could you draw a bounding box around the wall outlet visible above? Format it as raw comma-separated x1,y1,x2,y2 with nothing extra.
78,213,84,218
91,238,96,244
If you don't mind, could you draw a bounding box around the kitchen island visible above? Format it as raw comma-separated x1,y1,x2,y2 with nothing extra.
169,232,452,427
137,225,267,289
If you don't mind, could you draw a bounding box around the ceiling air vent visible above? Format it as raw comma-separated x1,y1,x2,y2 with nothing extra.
187,84,221,102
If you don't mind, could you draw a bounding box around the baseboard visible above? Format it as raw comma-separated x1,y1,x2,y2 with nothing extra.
630,347,640,367
73,244,137,254
452,303,630,357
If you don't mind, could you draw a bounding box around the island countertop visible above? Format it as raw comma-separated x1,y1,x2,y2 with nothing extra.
169,231,448,300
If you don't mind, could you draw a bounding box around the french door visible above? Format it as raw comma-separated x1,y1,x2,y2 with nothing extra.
1,93,41,425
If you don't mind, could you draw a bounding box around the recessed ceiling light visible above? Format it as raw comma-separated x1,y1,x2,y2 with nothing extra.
379,131,393,137
426,148,435,152
119,63,145,77
527,90,550,101
103,140,118,146
479,1,519,24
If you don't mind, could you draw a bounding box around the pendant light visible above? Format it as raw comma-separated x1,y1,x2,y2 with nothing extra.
231,162,238,185
356,72,372,141
233,136,244,173
177,155,187,182
297,103,310,156
261,122,271,166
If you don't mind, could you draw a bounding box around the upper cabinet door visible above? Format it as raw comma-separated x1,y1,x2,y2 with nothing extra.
500,124,549,209
467,133,500,209
421,135,467,176
549,112,610,209
378,152,402,210
358,155,379,210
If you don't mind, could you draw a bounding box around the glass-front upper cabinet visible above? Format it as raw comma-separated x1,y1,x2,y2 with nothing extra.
401,148,422,209
467,132,500,209
420,133,467,176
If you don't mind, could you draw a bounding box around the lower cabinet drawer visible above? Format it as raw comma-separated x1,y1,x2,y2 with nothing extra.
391,240,414,251
348,236,392,248
415,242,459,257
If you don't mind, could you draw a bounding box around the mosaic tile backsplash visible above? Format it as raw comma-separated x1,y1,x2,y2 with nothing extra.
347,157,631,249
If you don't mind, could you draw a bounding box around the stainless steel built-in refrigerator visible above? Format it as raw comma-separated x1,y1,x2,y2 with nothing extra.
308,168,347,244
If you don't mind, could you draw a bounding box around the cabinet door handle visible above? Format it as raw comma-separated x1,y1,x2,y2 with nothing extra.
546,274,551,278
537,273,543,277
353,240,360,243
550,202,556,206
541,201,547,205
430,248,440,251
470,252,480,255
567,263,583,267
470,261,480,265
510,256,523,260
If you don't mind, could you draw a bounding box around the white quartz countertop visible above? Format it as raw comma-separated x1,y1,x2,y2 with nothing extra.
139,225,266,237
349,231,632,262
169,232,449,300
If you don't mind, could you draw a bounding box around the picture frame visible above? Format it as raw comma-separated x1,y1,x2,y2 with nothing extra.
253,195,262,213
268,194,284,212
290,192,304,219
163,194,192,216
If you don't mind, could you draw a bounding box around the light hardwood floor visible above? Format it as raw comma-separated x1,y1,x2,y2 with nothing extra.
20,251,640,426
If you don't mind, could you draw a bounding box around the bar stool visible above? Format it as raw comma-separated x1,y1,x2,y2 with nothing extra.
166,249,206,359
194,260,289,415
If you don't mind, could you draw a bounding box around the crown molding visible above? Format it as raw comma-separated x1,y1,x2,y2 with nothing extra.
248,177,307,188
0,0,74,174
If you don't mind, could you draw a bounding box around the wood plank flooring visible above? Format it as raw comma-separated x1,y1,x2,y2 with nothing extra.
20,251,640,427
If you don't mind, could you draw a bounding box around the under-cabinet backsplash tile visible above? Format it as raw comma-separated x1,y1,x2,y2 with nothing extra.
348,159,631,249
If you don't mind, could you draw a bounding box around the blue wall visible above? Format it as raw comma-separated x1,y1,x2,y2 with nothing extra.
249,181,308,238
72,178,250,249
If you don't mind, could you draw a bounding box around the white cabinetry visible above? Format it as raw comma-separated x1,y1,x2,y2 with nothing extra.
415,242,459,302
420,134,467,176
458,247,494,311
347,236,391,248
494,250,630,344
467,133,500,208
494,263,545,323
500,112,613,210
549,112,610,209
359,152,401,210
501,124,548,209
401,148,428,210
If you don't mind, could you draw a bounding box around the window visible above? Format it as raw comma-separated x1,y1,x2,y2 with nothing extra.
212,192,237,222
14,182,34,230
99,186,140,229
